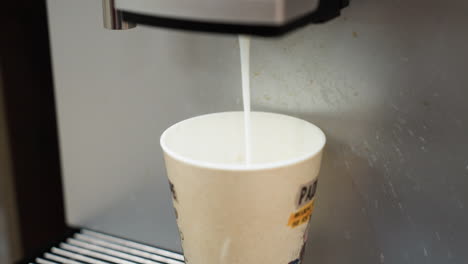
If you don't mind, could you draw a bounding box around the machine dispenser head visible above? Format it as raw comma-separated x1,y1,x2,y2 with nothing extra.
102,0,349,36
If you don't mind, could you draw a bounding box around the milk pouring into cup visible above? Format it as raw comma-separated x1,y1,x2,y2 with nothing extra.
160,37,326,264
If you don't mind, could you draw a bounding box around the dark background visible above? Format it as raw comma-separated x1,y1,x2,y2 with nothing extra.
1,0,66,257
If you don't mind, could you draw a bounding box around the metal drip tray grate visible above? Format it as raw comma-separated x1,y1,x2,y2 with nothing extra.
28,229,185,264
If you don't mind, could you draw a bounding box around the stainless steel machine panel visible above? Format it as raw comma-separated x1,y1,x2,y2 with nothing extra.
47,0,468,263
115,0,320,25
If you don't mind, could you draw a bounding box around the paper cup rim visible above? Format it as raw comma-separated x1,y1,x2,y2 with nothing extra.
160,111,326,171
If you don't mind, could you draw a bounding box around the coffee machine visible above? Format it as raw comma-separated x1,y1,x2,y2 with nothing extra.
101,0,349,35
17,0,468,263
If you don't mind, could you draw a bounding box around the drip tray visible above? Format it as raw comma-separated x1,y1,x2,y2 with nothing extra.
23,229,185,264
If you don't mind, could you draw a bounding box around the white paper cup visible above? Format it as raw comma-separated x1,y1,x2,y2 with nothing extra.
160,112,326,264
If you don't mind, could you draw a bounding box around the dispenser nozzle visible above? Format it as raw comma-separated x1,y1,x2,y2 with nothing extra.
102,0,136,30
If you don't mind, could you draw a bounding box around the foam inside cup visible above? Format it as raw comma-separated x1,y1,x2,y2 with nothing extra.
161,112,326,170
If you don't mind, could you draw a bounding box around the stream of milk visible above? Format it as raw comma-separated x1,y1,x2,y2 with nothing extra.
239,36,251,165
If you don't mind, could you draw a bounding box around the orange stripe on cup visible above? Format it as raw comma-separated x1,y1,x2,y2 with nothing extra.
288,200,315,228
